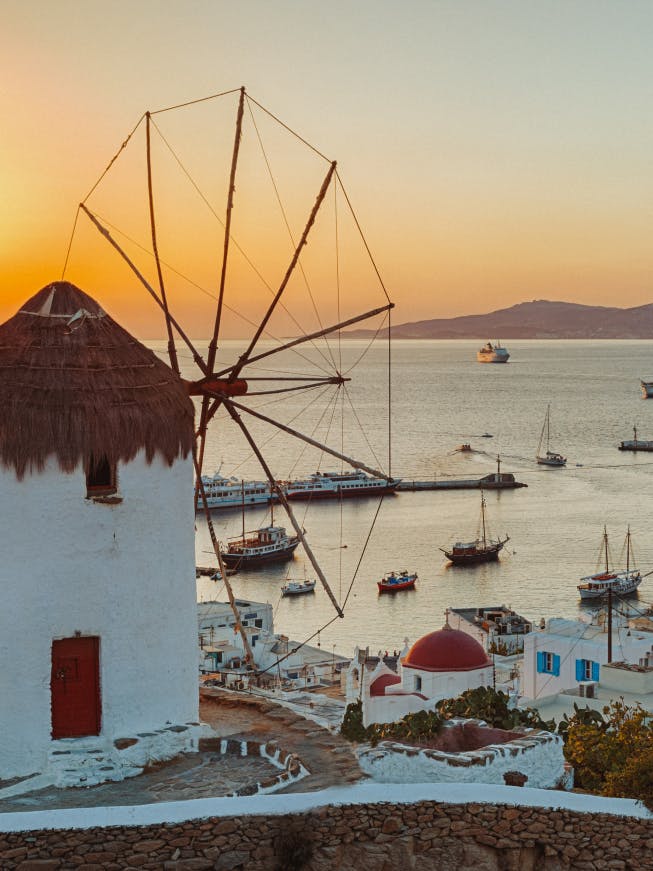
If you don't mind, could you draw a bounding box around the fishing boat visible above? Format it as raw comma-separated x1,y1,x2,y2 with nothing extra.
536,404,566,467
281,578,317,597
377,570,418,593
477,341,510,363
640,380,653,399
197,472,277,510
441,492,509,565
577,527,642,600
220,502,299,568
619,425,653,452
285,469,399,500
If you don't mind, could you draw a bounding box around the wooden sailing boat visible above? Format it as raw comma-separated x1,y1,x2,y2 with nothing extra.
577,526,642,600
536,404,566,467
440,491,509,565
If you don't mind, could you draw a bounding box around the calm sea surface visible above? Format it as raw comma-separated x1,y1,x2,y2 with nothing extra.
152,339,653,656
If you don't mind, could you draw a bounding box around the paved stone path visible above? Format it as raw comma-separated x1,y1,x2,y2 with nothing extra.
199,687,364,794
0,690,363,813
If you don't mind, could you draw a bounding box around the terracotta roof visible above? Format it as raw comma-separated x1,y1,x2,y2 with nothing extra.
403,624,491,673
369,673,401,696
0,282,194,478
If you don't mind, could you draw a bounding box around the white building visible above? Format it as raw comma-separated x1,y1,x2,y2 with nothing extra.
346,623,494,727
0,282,200,786
198,599,348,689
450,605,532,654
521,615,653,704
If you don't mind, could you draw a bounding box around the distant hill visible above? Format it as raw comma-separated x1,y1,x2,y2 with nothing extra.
347,300,653,339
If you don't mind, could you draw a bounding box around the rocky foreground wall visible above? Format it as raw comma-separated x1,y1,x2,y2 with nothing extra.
2,798,653,871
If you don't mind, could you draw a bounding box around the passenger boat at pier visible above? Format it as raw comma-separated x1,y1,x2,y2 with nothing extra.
285,469,399,500
441,492,509,565
577,527,642,600
477,341,510,363
198,472,277,509
377,570,417,593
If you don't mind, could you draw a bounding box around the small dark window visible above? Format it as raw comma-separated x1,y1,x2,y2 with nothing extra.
86,455,117,498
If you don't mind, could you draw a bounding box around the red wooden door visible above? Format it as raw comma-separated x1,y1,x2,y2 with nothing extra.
51,637,101,739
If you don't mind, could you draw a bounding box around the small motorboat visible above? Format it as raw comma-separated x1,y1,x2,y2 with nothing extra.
281,578,317,597
456,444,473,452
377,570,417,593
477,341,510,363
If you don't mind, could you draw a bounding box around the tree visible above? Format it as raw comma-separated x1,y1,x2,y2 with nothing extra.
564,698,653,805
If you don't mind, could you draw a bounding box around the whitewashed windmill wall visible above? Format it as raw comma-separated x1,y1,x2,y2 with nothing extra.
0,283,201,786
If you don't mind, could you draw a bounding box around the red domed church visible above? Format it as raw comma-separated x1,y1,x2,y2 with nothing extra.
347,621,494,727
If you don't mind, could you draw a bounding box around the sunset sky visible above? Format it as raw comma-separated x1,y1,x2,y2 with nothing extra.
2,0,653,339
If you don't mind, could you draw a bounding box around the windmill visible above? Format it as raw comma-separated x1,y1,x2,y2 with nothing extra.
71,86,394,662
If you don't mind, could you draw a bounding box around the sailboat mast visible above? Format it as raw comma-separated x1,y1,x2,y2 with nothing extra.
241,480,245,540
546,404,551,452
481,492,487,548
603,526,609,573
626,525,631,572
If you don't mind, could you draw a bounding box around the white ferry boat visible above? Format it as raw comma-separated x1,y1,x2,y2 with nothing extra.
285,469,399,501
198,472,277,509
477,341,510,363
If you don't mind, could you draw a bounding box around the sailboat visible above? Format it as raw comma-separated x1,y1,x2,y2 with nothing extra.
220,488,299,569
577,526,642,600
440,491,509,565
536,404,566,467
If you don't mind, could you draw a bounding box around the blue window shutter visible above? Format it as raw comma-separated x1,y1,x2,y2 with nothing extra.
537,651,545,673
553,654,561,677
591,661,600,682
575,659,584,681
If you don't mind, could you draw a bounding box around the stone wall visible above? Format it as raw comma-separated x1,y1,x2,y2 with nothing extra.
2,798,653,870
358,724,567,789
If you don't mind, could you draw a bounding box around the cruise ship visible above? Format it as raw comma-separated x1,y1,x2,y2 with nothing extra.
285,469,399,500
477,341,510,363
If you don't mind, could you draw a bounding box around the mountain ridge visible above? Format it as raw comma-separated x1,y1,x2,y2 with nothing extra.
347,300,653,339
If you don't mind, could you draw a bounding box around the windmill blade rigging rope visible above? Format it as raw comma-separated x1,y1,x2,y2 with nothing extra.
342,311,391,375
245,93,331,163
82,113,146,203
149,87,242,116
247,98,339,374
149,117,337,373
81,209,335,379
343,384,384,472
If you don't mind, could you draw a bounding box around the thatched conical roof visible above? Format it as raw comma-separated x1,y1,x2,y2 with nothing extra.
0,282,195,479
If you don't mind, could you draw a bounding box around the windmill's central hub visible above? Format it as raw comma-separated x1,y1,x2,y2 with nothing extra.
187,377,248,397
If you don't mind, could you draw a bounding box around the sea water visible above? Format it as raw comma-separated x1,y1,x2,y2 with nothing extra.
156,339,653,655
